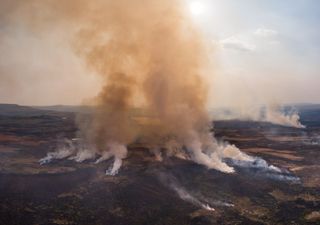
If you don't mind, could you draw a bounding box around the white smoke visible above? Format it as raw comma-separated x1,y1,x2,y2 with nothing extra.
40,136,299,183
184,132,255,173
217,144,299,182
106,158,123,176
159,173,215,212
211,105,305,128
103,142,128,176
173,186,215,211
186,137,235,173
264,106,305,128
69,149,96,162
95,151,113,164
229,157,300,182
144,132,256,174
230,157,281,173
40,139,127,176
218,143,254,162
40,130,296,180
39,139,76,165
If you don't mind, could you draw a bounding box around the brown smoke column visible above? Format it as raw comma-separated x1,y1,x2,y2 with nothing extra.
69,0,211,149
4,0,250,173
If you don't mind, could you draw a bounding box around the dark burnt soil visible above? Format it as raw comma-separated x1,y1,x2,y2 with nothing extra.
0,105,319,225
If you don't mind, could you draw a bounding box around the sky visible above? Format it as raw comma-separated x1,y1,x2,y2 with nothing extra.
0,0,319,106
188,0,320,107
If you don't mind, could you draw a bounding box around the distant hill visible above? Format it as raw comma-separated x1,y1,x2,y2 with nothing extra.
34,105,92,113
295,104,320,127
0,104,62,117
2,103,320,124
34,105,150,116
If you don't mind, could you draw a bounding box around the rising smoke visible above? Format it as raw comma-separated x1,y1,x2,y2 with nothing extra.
264,104,305,128
158,172,216,211
212,104,305,128
158,172,236,210
69,0,241,173
3,0,278,174
39,139,76,165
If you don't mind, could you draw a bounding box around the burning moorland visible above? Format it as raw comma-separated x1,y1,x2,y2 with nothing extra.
0,0,319,224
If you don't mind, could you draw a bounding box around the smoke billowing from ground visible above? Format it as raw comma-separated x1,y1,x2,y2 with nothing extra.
69,0,228,173
39,139,76,165
264,105,305,128
3,0,302,174
5,0,253,174
212,104,305,128
158,173,216,211
227,157,300,182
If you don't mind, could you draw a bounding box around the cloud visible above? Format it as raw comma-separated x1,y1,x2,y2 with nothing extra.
254,28,278,38
219,27,279,53
220,36,256,52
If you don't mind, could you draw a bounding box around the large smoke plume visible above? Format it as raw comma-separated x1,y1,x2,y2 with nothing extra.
71,0,217,172
3,0,272,173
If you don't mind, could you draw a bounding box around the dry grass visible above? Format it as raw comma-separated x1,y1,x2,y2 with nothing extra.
243,148,303,161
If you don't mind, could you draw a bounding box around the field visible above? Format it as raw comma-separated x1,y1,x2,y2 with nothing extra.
0,104,319,225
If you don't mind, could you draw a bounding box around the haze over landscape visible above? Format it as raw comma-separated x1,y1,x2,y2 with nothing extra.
0,0,319,106
0,1,319,225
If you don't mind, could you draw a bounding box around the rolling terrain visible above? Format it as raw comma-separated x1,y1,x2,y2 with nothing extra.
0,104,319,225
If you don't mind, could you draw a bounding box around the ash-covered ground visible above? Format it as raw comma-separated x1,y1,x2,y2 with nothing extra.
0,104,319,225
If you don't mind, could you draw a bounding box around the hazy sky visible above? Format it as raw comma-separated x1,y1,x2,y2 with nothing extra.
189,0,320,107
0,0,319,106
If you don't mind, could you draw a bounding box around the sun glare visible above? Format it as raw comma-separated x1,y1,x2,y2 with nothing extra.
189,1,205,16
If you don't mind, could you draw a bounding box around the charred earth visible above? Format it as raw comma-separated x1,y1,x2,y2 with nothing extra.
0,104,319,225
